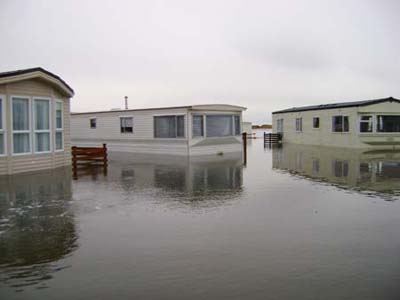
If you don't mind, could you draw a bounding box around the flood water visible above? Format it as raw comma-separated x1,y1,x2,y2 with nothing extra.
1,138,400,299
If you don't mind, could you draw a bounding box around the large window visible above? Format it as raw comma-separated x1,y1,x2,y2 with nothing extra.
34,99,51,153
206,115,233,137
359,115,373,133
120,117,133,133
295,118,302,132
55,101,64,151
154,115,185,138
192,115,204,137
332,115,349,132
12,97,31,154
377,115,400,132
0,97,4,155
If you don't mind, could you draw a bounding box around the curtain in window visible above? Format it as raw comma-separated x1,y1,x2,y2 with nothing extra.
154,116,176,138
13,98,29,130
0,133,3,154
13,133,30,153
56,102,63,129
192,115,204,137
34,100,50,130
35,133,50,152
234,116,241,135
206,115,233,137
56,132,63,150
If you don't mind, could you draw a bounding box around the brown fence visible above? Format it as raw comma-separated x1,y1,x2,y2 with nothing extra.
72,144,108,169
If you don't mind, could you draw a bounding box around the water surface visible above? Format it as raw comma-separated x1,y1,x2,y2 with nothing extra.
1,139,400,299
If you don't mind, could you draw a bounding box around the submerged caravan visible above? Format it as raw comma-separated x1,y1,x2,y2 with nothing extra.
272,97,400,149
71,104,246,156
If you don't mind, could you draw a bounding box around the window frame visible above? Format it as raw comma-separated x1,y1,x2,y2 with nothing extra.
0,95,6,156
90,117,97,129
312,117,320,129
192,114,204,138
359,115,373,133
153,114,185,139
376,114,400,133
276,118,284,133
11,95,32,156
33,97,52,154
54,99,64,152
332,115,349,133
120,116,134,134
295,117,302,132
205,114,236,138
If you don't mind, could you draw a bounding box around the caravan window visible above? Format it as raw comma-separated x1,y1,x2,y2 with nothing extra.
206,115,233,137
55,101,64,150
295,118,302,132
12,97,31,154
359,115,373,132
332,116,349,132
90,118,97,129
377,115,400,132
192,115,204,137
120,117,133,133
0,97,4,155
154,115,185,138
234,115,241,135
33,98,51,153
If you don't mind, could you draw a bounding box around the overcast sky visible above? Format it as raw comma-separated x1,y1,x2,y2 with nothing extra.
1,0,399,123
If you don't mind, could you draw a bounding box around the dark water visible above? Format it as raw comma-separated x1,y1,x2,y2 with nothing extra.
1,139,400,299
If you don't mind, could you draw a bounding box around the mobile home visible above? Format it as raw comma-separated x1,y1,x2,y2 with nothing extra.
0,68,74,175
272,97,400,149
71,104,246,156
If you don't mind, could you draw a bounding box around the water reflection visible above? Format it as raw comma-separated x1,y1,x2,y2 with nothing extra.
0,168,77,290
273,144,400,196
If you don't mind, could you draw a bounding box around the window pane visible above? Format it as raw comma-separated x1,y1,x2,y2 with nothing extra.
0,99,2,130
34,99,50,130
192,115,204,137
154,116,176,138
13,98,29,130
234,116,241,135
177,116,184,137
13,133,30,153
0,133,3,154
332,116,343,132
343,116,349,132
35,132,50,152
206,115,233,137
90,118,96,129
360,122,372,132
120,117,133,133
377,115,400,132
56,102,63,129
313,117,319,128
56,132,63,150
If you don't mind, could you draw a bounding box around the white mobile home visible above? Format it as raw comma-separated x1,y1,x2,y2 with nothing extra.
272,97,400,149
0,68,74,175
71,104,246,156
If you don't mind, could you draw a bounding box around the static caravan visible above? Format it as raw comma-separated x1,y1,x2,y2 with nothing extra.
71,104,246,156
0,68,74,175
272,97,400,149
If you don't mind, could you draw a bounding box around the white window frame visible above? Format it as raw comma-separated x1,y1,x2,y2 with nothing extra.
277,118,284,133
0,95,6,156
204,114,236,138
359,115,373,133
11,95,32,156
90,117,97,129
332,115,349,133
295,117,302,132
33,97,52,154
55,99,64,152
120,116,134,134
234,115,241,136
153,114,185,139
192,114,204,138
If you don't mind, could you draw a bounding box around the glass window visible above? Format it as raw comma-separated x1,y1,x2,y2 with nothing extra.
313,117,320,129
332,116,349,132
192,115,204,137
12,97,30,154
295,118,302,132
90,118,97,129
234,115,241,135
206,115,233,137
34,99,50,152
376,115,400,132
0,98,3,155
277,119,284,133
360,115,373,133
55,102,63,129
56,132,63,150
154,115,185,138
120,117,133,133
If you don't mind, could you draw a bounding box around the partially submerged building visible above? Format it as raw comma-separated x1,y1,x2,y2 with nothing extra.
272,97,400,149
0,68,74,175
71,104,246,156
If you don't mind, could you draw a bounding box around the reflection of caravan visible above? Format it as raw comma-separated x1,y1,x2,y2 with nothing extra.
272,97,400,149
272,144,400,194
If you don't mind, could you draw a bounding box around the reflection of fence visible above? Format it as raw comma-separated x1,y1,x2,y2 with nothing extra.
72,144,108,179
264,133,282,146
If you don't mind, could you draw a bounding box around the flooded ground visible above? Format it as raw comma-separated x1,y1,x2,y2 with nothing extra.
1,138,400,299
